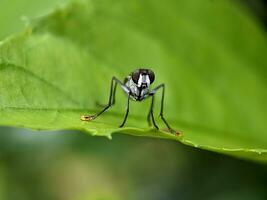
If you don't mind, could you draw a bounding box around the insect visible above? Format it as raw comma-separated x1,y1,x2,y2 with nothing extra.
81,68,180,135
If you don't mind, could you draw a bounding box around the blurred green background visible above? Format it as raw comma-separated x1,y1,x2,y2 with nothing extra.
1,0,267,200
1,128,267,200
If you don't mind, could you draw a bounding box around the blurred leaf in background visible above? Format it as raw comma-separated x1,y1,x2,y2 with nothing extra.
0,129,267,200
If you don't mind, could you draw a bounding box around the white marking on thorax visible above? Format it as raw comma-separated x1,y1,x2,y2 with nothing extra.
125,76,150,100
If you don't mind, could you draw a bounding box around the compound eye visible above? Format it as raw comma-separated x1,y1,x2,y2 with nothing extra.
148,70,155,84
132,69,141,84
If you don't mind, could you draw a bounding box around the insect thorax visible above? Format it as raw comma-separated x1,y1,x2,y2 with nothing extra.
125,76,150,101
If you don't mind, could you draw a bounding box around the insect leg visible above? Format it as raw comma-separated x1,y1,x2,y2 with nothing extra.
81,76,127,121
111,81,117,105
150,94,159,129
119,93,130,127
147,110,152,126
95,81,117,108
150,84,176,134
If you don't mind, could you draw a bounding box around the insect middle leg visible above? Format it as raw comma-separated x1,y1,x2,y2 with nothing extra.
149,94,159,130
147,111,152,126
119,94,130,127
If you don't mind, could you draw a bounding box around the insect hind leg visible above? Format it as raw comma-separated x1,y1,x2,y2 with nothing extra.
150,84,180,134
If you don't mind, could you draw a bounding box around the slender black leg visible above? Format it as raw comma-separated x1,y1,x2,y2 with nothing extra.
81,76,129,121
92,77,115,119
111,82,117,105
119,94,130,127
147,111,152,126
159,84,172,130
150,84,176,134
147,93,152,126
150,94,159,130
95,81,117,108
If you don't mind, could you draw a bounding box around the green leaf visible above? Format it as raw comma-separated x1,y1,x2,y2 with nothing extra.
0,0,69,39
1,0,267,163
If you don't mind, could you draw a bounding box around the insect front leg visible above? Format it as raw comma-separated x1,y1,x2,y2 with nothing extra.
81,76,127,121
95,81,117,108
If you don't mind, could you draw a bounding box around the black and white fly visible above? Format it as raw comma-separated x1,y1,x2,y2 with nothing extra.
81,69,180,135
